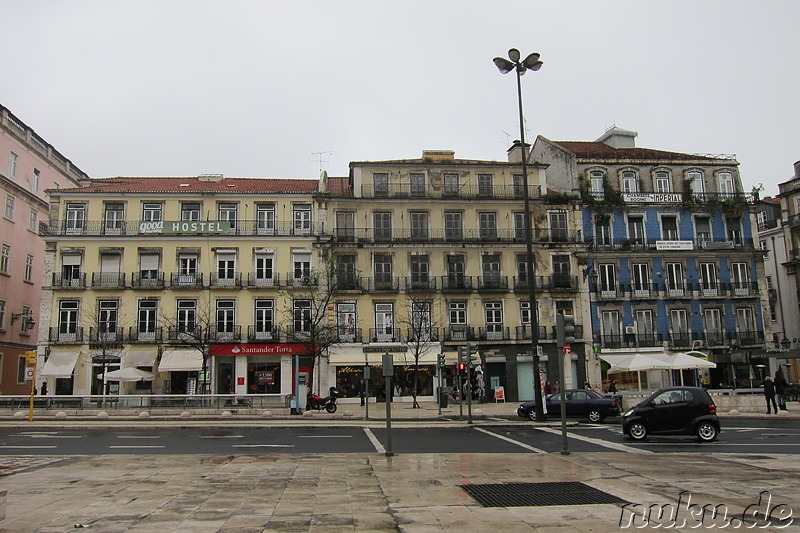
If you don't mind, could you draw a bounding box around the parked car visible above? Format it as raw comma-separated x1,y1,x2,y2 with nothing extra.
516,388,621,422
622,386,720,442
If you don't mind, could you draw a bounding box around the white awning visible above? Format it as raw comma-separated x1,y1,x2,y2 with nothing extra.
124,347,158,367
159,349,203,372
598,348,669,366
40,349,81,378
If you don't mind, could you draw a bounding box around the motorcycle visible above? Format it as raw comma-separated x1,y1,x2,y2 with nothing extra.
306,387,340,413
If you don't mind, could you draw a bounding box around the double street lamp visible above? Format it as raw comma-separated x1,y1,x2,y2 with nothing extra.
494,49,546,421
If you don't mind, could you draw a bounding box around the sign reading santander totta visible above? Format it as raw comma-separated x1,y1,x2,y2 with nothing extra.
210,343,317,356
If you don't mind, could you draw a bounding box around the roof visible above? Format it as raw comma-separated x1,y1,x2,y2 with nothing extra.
550,141,729,163
49,177,320,194
348,157,518,167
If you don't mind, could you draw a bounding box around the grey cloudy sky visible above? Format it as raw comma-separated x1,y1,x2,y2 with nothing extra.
3,1,798,194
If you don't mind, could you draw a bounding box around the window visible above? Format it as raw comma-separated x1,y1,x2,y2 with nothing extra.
26,208,37,232
699,263,718,295
596,217,612,245
635,310,655,337
727,217,742,244
0,244,9,274
622,170,638,193
410,211,428,239
218,203,237,230
704,308,723,344
449,301,466,325
444,211,463,240
98,300,119,339
256,204,276,234
254,299,275,339
410,173,425,197
8,152,17,178
17,355,26,384
58,300,79,340
19,304,31,334
0,300,5,329
335,254,357,290
181,203,200,221
757,211,768,231
590,170,605,199
478,174,493,197
666,262,685,296
373,253,393,289
4,194,14,220
717,172,734,196
292,204,311,234
627,216,645,244
137,300,158,340
516,254,530,284
216,252,236,283
335,211,355,241
481,253,501,286
512,175,525,198
142,203,162,222
104,203,124,234
447,254,466,288
478,212,497,239
336,302,356,341
254,252,275,286
216,299,236,336
655,171,671,193
139,253,160,282
631,263,650,295
735,307,756,337
410,301,432,341
549,211,568,241
374,303,393,341
373,173,389,197
661,215,679,240
24,253,33,282
731,262,750,293
65,203,86,234
410,255,430,287
598,264,617,296
514,212,526,239
292,251,312,281
695,216,711,242
176,300,197,334
61,253,82,285
32,168,40,192
178,253,198,285
520,300,531,325
484,301,504,339
443,174,459,196
670,308,689,338
552,255,570,288
687,171,705,199
374,212,392,241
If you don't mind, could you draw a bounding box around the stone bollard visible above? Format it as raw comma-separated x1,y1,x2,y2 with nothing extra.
55,411,67,419
13,411,24,419
97,411,109,419
303,410,314,417
221,411,232,418
138,411,150,418
261,410,273,418
0,488,6,520
180,411,192,418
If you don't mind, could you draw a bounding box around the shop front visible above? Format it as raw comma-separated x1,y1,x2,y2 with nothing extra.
210,343,313,397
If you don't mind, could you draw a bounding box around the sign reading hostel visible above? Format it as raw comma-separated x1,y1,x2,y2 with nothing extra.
139,221,231,234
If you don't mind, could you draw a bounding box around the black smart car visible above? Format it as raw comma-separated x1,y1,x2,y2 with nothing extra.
622,386,720,442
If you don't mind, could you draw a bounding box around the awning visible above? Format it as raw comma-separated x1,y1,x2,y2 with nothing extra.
124,347,158,367
104,367,156,382
159,349,203,372
41,349,81,378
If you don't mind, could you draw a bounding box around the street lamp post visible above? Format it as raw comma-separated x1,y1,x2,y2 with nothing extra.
494,48,545,421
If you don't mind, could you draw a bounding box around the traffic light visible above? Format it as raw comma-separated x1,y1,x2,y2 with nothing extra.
556,313,576,347
458,362,466,373
437,354,446,368
457,346,465,374
465,343,478,364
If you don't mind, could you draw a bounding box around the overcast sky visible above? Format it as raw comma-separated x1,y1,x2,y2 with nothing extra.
3,1,798,195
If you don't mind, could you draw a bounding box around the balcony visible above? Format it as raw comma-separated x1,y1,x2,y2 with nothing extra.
285,274,319,288
626,283,658,299
167,326,201,341
440,276,474,292
477,276,509,292
729,282,758,297
406,327,440,343
330,227,584,245
444,326,475,342
703,331,726,347
131,273,165,289
128,327,163,343
90,273,126,289
479,327,510,341
170,273,204,289
730,330,765,346
48,327,84,343
88,327,124,344
599,334,624,348
360,183,542,200
44,219,326,237
403,277,437,292
51,273,86,288
247,325,281,342
368,277,399,292
368,328,399,343
333,327,363,343
631,333,663,347
589,236,755,252
669,332,694,349
698,282,723,298
210,273,242,289
207,326,242,342
332,276,364,292
246,273,279,289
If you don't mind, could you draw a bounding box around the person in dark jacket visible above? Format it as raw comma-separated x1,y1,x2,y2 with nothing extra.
774,371,788,411
763,375,778,414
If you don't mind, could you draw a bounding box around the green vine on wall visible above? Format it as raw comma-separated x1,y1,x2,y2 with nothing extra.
578,173,626,217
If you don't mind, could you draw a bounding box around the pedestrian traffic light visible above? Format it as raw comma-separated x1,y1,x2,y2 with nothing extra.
556,313,576,347
458,362,466,373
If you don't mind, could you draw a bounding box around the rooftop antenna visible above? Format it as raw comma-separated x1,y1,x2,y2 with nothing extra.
501,130,512,146
311,151,332,173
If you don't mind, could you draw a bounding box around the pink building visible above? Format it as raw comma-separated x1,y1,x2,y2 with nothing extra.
0,105,87,394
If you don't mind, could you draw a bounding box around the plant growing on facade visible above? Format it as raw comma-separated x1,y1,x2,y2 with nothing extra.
578,172,626,217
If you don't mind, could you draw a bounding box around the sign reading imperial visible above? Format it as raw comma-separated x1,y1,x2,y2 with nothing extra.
139,221,231,234
623,193,682,203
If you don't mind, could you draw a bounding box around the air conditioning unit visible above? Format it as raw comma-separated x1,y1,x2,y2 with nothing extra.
624,326,636,335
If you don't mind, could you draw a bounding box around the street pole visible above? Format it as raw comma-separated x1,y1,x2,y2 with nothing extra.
382,352,394,457
467,357,473,425
560,344,570,455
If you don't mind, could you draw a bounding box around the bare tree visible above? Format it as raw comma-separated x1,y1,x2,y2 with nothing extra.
396,294,442,408
159,296,216,395
83,300,128,405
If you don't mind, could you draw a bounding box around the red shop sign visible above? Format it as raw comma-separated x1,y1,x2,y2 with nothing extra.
210,343,316,356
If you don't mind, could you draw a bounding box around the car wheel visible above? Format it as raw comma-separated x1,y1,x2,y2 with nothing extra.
587,409,604,423
627,421,647,440
527,409,537,421
696,421,718,442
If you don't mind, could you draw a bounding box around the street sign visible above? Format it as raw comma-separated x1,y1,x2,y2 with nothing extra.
25,367,34,380
536,346,544,357
25,351,37,365
562,344,571,355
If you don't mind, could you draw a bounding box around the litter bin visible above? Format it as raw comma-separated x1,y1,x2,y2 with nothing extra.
439,390,448,408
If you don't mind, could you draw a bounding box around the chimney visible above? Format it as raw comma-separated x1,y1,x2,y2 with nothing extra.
507,140,530,163
198,174,223,182
421,150,455,162
794,161,800,179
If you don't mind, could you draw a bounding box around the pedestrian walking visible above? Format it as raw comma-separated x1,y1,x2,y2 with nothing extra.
608,380,617,394
358,379,365,406
774,371,788,411
763,375,778,414
553,380,560,394
544,380,554,395
40,381,48,395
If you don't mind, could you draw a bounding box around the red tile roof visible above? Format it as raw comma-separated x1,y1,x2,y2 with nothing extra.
51,177,319,194
551,141,722,162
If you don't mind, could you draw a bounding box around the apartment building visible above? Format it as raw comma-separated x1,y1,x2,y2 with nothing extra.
533,127,770,389
324,147,592,403
0,105,86,394
39,175,323,397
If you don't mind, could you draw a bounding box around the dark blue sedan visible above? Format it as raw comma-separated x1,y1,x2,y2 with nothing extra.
517,389,621,422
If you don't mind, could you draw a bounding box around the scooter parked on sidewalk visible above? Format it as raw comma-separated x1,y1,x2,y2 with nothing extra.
306,387,340,413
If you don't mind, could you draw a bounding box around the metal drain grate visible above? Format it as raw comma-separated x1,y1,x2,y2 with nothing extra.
461,481,628,507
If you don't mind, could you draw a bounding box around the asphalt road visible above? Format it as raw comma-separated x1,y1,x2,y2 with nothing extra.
0,417,797,456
